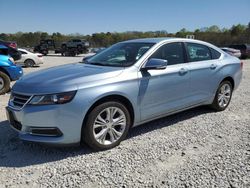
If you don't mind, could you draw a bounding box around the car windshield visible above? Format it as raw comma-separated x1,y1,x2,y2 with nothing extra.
85,42,155,67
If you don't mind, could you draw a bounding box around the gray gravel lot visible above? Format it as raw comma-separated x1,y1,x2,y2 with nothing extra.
0,57,249,188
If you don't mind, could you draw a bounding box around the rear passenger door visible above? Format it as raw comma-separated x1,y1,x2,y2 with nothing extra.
185,42,221,103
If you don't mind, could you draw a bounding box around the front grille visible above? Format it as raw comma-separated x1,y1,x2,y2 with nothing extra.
10,93,32,109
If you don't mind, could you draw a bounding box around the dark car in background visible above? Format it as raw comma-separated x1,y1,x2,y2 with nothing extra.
0,40,17,49
0,40,21,61
221,47,241,58
229,44,250,59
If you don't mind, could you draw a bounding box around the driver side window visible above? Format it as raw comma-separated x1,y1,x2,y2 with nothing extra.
150,42,185,65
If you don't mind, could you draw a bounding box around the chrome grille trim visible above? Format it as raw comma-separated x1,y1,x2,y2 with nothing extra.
9,92,33,110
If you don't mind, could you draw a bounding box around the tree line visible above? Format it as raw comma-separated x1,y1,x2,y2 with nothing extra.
0,23,249,48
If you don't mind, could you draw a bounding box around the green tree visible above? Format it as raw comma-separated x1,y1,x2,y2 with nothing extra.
231,24,246,36
207,25,221,33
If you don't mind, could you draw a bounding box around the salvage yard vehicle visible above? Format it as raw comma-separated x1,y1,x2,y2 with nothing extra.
16,49,43,67
0,45,23,95
34,39,89,56
0,40,17,49
221,47,241,58
61,39,89,52
229,44,250,59
0,40,21,61
6,38,242,150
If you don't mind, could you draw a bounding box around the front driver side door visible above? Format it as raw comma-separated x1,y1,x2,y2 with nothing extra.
138,42,190,121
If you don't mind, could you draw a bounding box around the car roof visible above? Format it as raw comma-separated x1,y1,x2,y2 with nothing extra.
18,48,30,53
121,37,210,44
122,37,173,43
0,44,8,49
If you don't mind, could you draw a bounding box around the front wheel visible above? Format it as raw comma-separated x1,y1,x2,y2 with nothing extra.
82,101,131,150
0,72,11,95
211,81,233,111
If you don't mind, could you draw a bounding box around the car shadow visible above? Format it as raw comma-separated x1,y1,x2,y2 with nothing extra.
21,65,40,68
0,106,213,168
128,106,213,138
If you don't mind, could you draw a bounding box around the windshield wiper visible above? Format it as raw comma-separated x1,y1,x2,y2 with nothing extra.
88,62,106,66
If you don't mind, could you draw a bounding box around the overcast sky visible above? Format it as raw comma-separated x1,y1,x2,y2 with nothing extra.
1,0,250,34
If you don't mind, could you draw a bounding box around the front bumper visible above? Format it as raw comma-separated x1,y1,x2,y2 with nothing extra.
5,65,23,81
6,98,87,145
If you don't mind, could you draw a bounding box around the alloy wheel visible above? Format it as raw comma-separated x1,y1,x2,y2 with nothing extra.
93,107,126,145
218,83,231,108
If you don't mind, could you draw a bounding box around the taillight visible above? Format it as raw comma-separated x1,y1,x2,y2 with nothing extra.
240,61,243,69
9,43,17,48
37,55,43,58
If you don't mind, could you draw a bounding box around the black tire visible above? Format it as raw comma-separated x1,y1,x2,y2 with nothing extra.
0,71,11,95
24,59,35,67
82,101,131,151
211,80,233,111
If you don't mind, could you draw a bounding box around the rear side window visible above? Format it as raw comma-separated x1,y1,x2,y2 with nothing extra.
150,42,185,65
19,50,27,54
209,47,221,59
186,43,211,62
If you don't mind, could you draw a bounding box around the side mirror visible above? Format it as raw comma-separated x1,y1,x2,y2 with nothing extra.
141,58,167,71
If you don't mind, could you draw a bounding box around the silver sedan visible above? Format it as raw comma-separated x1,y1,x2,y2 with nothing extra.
6,38,242,150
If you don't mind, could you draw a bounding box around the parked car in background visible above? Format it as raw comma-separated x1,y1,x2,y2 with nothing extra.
0,40,17,49
229,44,250,59
221,47,241,58
61,39,90,52
16,49,43,67
0,45,23,94
0,40,21,61
34,39,90,56
6,38,242,150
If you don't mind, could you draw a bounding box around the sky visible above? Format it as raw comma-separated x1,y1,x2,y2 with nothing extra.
0,0,250,35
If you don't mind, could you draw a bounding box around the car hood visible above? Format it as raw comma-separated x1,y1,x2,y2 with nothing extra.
12,63,124,94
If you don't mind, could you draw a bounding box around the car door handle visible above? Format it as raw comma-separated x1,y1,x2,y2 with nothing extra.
179,68,188,75
210,64,217,70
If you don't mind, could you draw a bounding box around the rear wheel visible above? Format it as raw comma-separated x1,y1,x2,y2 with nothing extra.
211,81,232,111
0,72,11,95
24,59,35,67
82,101,131,150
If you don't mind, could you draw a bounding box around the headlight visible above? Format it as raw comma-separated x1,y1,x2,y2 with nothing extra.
28,91,77,105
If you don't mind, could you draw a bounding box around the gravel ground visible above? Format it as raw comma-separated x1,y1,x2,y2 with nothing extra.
0,57,249,188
